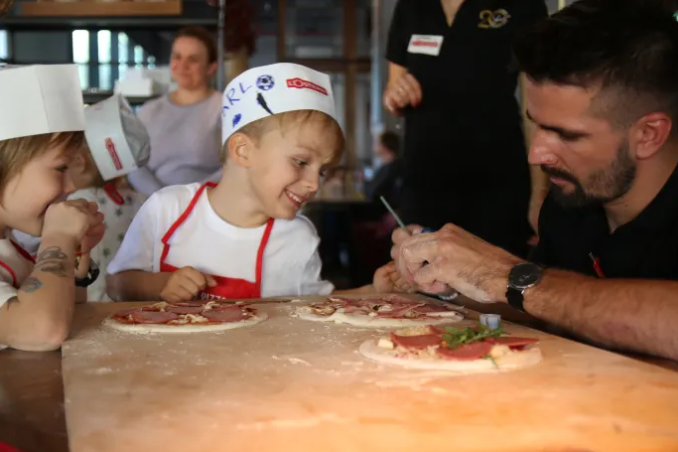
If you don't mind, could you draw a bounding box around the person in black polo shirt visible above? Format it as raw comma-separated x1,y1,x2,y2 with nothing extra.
391,0,678,361
384,0,548,258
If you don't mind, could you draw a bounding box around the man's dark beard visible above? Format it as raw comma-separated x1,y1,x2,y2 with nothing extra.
542,142,637,208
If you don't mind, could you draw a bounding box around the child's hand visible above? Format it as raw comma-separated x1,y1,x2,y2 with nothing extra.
160,266,218,303
42,199,104,248
390,267,417,293
374,261,417,293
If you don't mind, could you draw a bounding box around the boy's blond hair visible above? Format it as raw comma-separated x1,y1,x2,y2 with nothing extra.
0,132,85,190
221,110,345,164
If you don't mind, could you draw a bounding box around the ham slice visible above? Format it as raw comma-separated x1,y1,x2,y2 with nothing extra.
165,306,205,315
437,342,493,360
391,332,442,349
375,303,426,318
130,310,180,324
486,337,538,349
202,309,249,322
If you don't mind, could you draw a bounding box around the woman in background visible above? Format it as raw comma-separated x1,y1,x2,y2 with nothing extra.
127,26,223,195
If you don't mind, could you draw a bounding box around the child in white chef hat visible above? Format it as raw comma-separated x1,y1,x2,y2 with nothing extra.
107,63,406,302
0,64,105,351
13,94,151,302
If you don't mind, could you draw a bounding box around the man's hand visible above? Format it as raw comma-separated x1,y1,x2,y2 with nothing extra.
383,72,423,116
160,267,217,303
396,223,523,303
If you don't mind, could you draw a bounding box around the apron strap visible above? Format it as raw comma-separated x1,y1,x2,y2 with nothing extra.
104,183,125,206
0,259,17,289
160,182,217,266
10,240,36,264
255,218,275,296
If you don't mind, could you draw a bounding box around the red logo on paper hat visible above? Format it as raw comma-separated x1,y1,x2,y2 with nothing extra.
105,138,123,171
286,78,328,96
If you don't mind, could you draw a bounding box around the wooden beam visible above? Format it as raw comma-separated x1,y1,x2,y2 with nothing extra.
20,1,182,17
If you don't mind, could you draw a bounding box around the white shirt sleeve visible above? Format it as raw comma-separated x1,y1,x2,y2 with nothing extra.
298,248,334,296
107,194,161,275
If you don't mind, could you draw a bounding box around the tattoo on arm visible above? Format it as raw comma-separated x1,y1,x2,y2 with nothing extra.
20,277,42,293
34,246,69,278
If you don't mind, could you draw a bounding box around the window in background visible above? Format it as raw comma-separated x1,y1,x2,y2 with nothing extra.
98,30,112,90
118,32,129,81
134,45,144,69
0,30,8,61
72,29,90,89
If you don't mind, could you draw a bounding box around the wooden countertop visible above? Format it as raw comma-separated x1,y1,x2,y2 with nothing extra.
2,298,678,452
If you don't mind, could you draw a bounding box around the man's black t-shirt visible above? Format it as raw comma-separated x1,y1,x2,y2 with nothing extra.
386,0,548,191
533,164,678,280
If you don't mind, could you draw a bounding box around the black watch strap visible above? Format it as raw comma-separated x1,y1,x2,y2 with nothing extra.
75,260,100,288
506,286,526,313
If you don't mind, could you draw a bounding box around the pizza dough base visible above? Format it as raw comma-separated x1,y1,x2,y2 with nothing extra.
295,308,463,328
359,339,542,373
102,313,268,334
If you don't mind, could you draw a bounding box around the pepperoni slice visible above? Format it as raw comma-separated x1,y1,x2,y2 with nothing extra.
165,306,205,315
437,342,493,360
209,303,246,312
201,309,249,323
130,310,180,324
113,308,140,318
391,332,442,349
170,301,207,308
486,337,539,349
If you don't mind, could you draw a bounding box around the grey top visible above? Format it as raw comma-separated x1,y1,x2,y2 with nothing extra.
127,92,223,195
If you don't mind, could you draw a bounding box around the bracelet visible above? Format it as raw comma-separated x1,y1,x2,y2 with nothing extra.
75,260,100,288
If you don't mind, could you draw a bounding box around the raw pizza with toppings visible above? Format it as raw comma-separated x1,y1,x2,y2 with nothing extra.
359,324,541,373
103,301,267,333
294,295,464,328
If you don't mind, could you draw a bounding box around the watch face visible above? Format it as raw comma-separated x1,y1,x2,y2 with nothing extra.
509,262,542,288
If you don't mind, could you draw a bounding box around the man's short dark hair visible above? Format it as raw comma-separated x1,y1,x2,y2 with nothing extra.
379,131,401,155
513,0,678,130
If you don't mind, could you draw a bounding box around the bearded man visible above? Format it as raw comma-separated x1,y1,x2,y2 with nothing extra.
392,0,678,361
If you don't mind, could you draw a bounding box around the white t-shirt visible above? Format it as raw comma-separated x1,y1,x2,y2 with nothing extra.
12,187,147,302
0,233,35,350
108,183,334,298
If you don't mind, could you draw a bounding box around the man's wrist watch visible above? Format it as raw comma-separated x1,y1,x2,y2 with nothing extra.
75,260,100,288
505,262,543,312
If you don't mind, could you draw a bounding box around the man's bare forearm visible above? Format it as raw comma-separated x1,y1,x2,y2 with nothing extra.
524,269,678,361
106,271,170,302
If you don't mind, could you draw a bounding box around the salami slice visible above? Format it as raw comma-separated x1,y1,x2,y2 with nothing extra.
130,310,180,324
209,303,245,311
437,342,493,360
165,306,205,315
391,332,442,349
113,308,141,318
170,301,208,308
202,309,249,323
486,337,539,349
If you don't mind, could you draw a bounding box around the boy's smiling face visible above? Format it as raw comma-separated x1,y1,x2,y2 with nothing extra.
247,112,343,220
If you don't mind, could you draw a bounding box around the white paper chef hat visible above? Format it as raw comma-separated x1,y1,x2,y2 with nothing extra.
0,64,85,141
84,94,150,181
221,63,338,143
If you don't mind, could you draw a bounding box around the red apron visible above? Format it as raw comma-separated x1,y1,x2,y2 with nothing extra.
0,239,36,289
159,182,274,301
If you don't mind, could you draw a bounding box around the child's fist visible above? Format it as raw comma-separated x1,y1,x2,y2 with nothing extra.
373,261,416,293
160,266,217,303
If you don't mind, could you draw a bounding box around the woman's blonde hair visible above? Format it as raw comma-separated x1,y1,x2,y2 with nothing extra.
0,132,85,190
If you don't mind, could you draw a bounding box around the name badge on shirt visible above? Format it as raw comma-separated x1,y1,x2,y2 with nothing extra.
407,35,444,57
